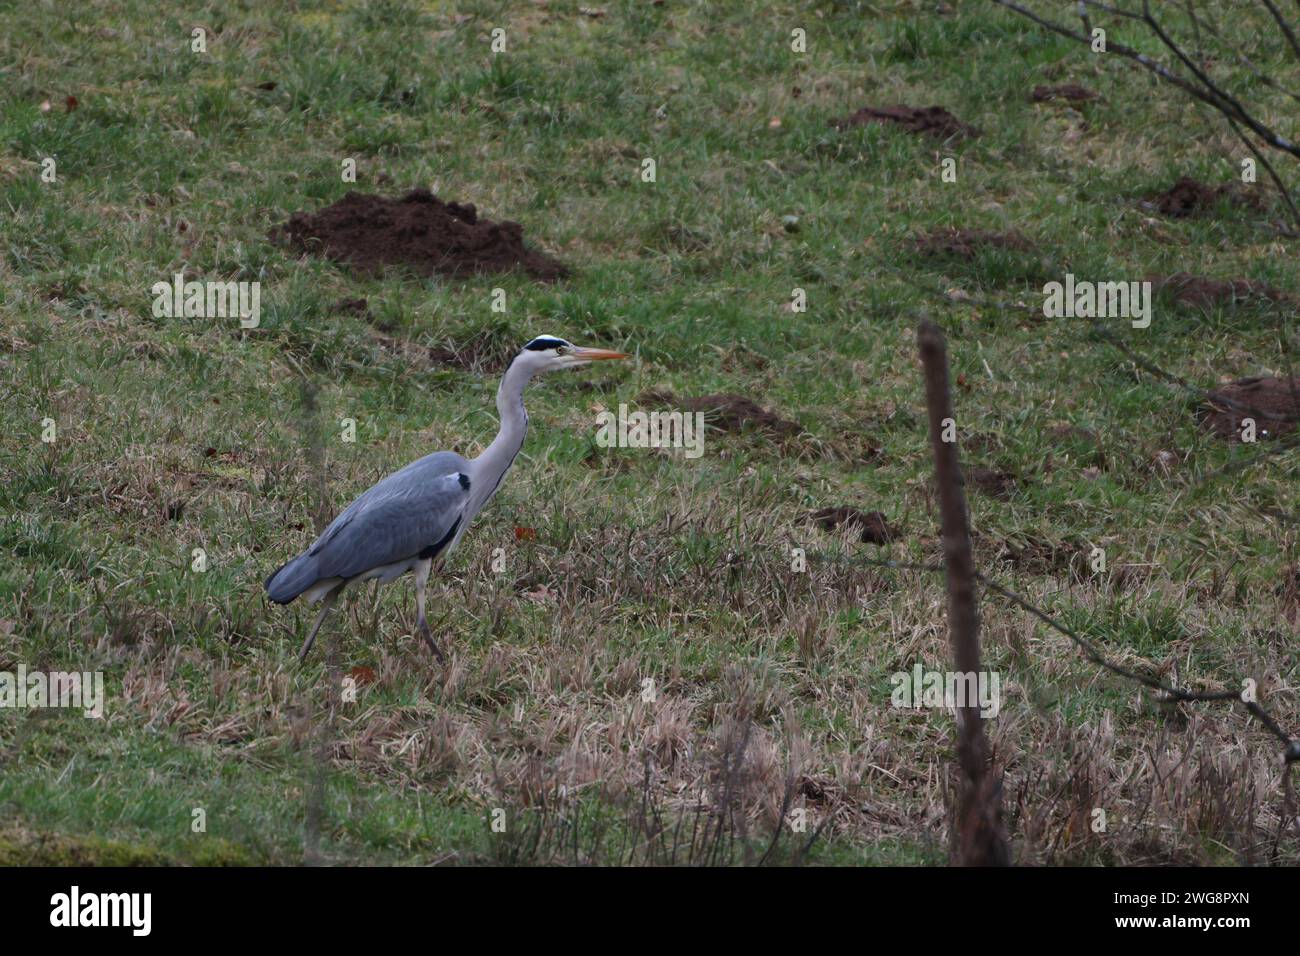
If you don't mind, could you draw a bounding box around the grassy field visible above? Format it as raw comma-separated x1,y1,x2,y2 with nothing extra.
1,0,1297,865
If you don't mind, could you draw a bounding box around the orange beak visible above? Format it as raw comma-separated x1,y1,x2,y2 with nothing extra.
571,346,630,361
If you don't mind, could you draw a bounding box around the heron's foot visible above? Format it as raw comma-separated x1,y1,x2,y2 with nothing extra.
417,615,447,664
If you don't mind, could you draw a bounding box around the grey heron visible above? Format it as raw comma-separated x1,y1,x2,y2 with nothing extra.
265,336,629,662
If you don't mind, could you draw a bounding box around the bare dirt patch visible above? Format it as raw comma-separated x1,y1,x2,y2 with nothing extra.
911,228,1031,260
809,507,899,544
1199,376,1300,442
638,390,803,438
1030,84,1097,103
1143,176,1260,218
833,104,980,140
1147,273,1294,308
273,189,570,281
966,466,1020,499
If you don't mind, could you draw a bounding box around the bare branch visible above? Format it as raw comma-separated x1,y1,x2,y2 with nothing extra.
991,0,1300,159
1260,0,1300,61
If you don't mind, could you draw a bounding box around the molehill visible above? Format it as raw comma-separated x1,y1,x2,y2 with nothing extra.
273,189,570,281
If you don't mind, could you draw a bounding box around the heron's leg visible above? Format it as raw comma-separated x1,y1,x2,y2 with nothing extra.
298,584,343,663
413,558,446,663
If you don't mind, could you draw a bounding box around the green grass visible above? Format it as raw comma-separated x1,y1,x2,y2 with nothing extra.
1,0,1296,865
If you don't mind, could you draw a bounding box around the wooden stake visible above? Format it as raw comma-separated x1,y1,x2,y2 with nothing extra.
917,317,1010,866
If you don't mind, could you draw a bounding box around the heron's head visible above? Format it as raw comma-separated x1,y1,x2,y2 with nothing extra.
514,335,629,374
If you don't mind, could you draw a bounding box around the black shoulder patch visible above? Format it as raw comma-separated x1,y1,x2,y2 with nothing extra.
419,516,462,560
457,472,471,490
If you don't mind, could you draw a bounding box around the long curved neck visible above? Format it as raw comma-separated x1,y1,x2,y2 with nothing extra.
473,357,533,498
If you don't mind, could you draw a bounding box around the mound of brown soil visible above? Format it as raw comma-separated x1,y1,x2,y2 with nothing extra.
966,466,1020,499
912,228,1031,260
1147,273,1293,308
1145,176,1258,218
1030,84,1097,103
1199,376,1299,442
833,105,980,140
273,189,569,281
638,390,802,438
810,507,898,544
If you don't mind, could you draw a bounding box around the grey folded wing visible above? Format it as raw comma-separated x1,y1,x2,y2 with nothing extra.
308,452,473,580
